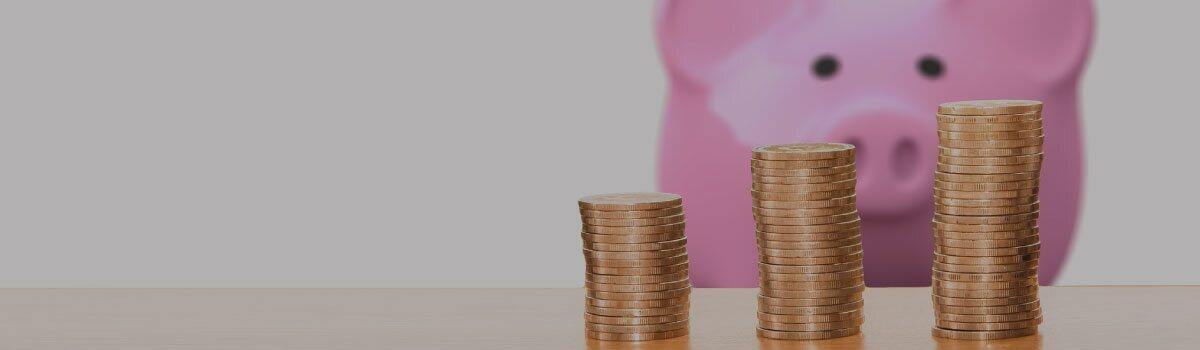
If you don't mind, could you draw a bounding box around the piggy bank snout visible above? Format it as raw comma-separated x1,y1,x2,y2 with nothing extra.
827,114,935,218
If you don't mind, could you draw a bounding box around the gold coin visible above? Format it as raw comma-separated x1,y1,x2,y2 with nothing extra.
582,214,685,227
933,260,1039,274
585,254,689,268
587,271,690,285
585,303,690,317
754,212,860,226
582,247,688,260
588,262,689,276
757,219,862,233
752,189,856,201
936,316,1042,331
757,236,861,250
753,171,857,184
760,268,863,282
583,222,685,235
584,238,687,252
933,277,1039,290
757,327,860,340
585,312,689,326
934,188,1038,199
939,137,1044,149
939,146,1043,157
935,301,1041,315
761,251,864,265
585,279,690,293
933,235,1040,249
753,205,857,218
936,111,1040,123
935,196,1039,207
935,242,1041,257
933,222,1038,234
938,309,1042,323
580,206,683,219
934,179,1039,192
586,327,689,341
753,195,856,209
758,294,862,307
937,163,1043,175
759,300,864,315
933,252,1039,265
937,100,1042,116
752,180,856,192
752,164,856,177
933,285,1038,299
932,221,1036,232
758,317,864,332
931,326,1037,340
935,203,1039,216
931,268,1038,282
933,212,1039,225
752,143,856,161
759,261,863,274
585,287,691,301
761,277,866,291
757,229,861,242
938,121,1042,132
762,284,865,298
934,230,1039,241
586,296,689,309
938,154,1042,167
751,157,855,169
937,128,1044,140
760,244,863,258
579,192,682,211
758,309,862,323
935,171,1038,183
586,319,689,333
933,294,1039,307
582,231,685,244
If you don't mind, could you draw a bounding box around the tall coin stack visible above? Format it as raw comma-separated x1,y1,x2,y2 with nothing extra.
751,143,866,340
578,193,691,341
931,100,1045,340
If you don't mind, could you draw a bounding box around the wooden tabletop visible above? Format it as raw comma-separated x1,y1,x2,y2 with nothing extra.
0,287,1196,349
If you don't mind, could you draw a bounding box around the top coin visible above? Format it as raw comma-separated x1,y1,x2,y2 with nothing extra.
579,192,683,211
753,143,856,161
937,100,1043,116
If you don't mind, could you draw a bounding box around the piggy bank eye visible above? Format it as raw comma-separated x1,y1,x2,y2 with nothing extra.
811,55,839,80
918,55,944,79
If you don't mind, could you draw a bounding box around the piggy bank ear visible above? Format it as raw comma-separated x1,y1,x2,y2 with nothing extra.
656,0,797,86
947,0,1094,82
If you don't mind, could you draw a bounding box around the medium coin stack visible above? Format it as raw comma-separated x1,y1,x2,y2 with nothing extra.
931,100,1045,340
578,192,691,341
751,143,866,340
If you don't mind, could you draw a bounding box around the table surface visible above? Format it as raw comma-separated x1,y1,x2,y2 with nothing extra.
1,287,1197,349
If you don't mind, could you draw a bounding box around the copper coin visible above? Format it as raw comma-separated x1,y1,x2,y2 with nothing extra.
582,247,688,260
933,285,1038,299
584,238,687,252
758,219,862,233
936,111,1040,123
587,271,690,285
936,316,1042,331
585,312,689,326
933,235,1040,249
759,300,864,315
934,212,1039,225
585,287,691,301
757,229,861,242
931,326,1037,340
583,222,685,235
752,164,856,177
753,143,856,161
762,284,866,298
933,252,1039,265
933,187,1039,199
935,242,1041,257
937,162,1043,175
760,244,863,258
753,195,856,209
761,269,862,282
582,214,685,227
932,221,1035,232
585,304,690,317
751,157,854,169
933,260,1039,274
935,171,1038,183
937,100,1042,116
938,121,1043,132
935,301,1041,315
931,269,1038,282
752,189,856,201
752,180,856,193
937,128,1044,140
935,203,1039,216
753,205,857,218
755,212,860,226
585,254,689,268
579,192,682,211
757,236,861,250
938,309,1042,323
580,206,683,219
586,327,689,341
753,171,857,184
934,179,1039,191
585,279,690,293
938,136,1045,149
939,146,1044,157
933,277,1039,290
759,261,863,274
588,262,689,276
933,227,1039,239
761,251,864,265
762,277,866,291
758,309,862,323
758,294,862,307
758,317,864,332
937,154,1043,167
582,231,685,244
757,327,860,340
586,319,689,333
935,196,1038,207
587,296,689,309
933,294,1039,307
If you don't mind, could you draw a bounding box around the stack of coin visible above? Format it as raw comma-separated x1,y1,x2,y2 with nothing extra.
751,143,866,340
578,192,691,341
931,100,1045,340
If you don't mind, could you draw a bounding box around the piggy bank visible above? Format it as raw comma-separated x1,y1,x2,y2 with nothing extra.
655,0,1091,286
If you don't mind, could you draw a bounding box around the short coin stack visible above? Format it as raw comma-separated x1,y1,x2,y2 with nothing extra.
751,143,866,340
579,193,691,341
931,100,1045,340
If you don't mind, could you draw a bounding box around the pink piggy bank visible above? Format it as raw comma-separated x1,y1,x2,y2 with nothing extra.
656,0,1091,286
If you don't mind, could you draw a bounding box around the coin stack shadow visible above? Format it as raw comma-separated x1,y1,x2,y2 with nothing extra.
930,100,1045,340
579,192,691,341
750,143,866,340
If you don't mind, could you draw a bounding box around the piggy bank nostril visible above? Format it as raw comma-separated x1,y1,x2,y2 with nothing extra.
891,138,918,179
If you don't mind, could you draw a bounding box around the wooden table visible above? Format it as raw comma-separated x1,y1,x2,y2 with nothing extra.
1,287,1196,349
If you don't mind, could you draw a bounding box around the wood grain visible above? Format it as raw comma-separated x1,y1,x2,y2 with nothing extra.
0,287,1195,349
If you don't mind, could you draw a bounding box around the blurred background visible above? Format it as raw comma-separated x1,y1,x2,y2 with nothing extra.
1,1,1198,287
